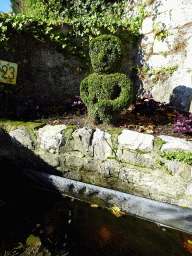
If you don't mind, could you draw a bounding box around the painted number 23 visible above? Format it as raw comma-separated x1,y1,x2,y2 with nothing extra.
1,65,15,80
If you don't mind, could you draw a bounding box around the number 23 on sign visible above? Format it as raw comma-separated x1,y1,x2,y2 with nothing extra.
0,60,18,84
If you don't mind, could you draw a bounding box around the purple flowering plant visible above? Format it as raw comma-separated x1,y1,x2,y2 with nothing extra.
172,109,192,134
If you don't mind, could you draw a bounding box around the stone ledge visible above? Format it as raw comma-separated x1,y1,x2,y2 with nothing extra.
1,124,192,208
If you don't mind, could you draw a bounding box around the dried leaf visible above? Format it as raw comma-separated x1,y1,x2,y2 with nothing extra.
110,206,123,217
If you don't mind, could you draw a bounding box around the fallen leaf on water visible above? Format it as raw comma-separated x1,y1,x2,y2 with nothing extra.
110,206,123,217
91,204,99,207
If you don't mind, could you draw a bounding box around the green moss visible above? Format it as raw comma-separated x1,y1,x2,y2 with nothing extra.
107,157,116,160
62,125,76,142
65,125,77,130
158,151,192,165
106,128,122,136
124,148,146,155
152,65,178,84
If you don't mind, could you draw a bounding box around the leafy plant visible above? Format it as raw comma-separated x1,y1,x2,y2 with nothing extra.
153,21,168,41
172,109,192,134
158,151,192,165
71,95,87,115
131,93,170,117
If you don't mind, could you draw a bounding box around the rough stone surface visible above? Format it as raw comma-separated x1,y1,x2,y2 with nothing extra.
35,124,67,153
118,130,154,152
157,135,192,153
72,127,93,157
117,149,158,169
2,123,192,208
92,128,112,160
9,129,34,149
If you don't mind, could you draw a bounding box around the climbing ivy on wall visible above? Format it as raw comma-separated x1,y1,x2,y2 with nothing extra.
1,0,150,71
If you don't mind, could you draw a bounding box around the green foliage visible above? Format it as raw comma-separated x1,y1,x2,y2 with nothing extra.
158,151,192,165
153,21,168,41
80,72,133,124
152,65,178,84
89,35,125,74
0,0,151,71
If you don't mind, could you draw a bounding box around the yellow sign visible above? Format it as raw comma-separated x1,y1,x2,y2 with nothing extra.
0,60,18,84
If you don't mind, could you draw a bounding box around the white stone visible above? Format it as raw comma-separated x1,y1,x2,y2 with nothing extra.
92,128,112,160
146,54,182,70
185,183,192,196
171,6,192,29
140,17,154,34
35,124,67,153
118,130,154,152
153,10,171,30
153,38,169,54
9,129,33,149
153,0,181,14
157,135,192,153
182,38,192,70
73,127,93,157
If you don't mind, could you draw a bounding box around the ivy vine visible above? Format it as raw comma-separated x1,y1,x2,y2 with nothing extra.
0,0,151,71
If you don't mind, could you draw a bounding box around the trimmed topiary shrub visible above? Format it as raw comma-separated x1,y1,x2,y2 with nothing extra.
89,34,125,74
80,34,133,124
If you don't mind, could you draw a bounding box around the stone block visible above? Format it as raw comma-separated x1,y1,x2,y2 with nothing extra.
171,6,192,29
35,124,67,153
153,0,180,14
117,149,158,168
72,127,93,157
153,38,169,54
157,135,192,153
153,10,171,30
92,129,112,160
140,17,154,34
118,130,154,152
9,129,34,149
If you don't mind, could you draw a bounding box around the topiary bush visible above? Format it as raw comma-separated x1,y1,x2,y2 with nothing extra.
89,34,125,74
80,34,133,124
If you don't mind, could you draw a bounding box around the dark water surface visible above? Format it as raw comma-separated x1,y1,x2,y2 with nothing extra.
1,185,192,256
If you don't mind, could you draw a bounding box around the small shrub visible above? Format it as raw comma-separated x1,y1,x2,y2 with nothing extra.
172,109,192,134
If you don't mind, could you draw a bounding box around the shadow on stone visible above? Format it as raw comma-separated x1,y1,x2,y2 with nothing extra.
169,85,192,113
0,127,64,202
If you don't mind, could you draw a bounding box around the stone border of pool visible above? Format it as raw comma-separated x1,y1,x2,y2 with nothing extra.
24,168,192,234
1,123,192,228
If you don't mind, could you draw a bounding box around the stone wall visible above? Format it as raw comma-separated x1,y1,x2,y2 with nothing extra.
1,123,192,208
128,0,192,112
1,0,192,112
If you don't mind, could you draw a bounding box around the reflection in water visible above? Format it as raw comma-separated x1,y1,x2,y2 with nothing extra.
0,186,192,256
